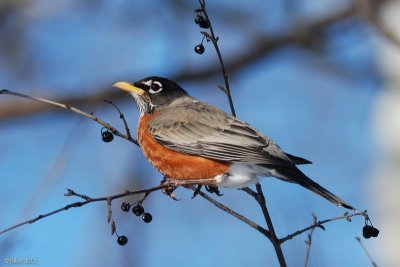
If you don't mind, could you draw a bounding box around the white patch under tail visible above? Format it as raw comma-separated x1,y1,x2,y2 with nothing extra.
215,163,262,188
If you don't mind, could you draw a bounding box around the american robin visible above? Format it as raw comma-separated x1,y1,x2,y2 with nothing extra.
114,76,355,210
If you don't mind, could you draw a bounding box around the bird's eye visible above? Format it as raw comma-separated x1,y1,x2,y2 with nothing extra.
149,82,162,94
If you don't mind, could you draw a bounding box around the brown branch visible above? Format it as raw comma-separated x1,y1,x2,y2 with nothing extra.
304,214,318,267
0,184,167,236
0,89,139,146
0,5,359,120
198,0,236,117
355,236,378,267
279,211,368,244
104,100,133,140
242,185,287,267
190,186,270,238
355,0,400,48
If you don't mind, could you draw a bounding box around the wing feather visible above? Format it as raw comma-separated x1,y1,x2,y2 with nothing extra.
148,100,301,167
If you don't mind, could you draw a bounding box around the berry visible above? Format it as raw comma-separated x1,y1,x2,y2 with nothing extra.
132,205,144,216
362,225,373,239
120,202,130,212
199,19,210,29
117,235,128,246
194,15,203,24
101,129,114,142
142,212,152,223
194,44,205,54
194,15,210,29
371,227,379,237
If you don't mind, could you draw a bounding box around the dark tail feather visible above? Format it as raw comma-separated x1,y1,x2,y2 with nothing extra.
285,153,312,165
277,167,355,210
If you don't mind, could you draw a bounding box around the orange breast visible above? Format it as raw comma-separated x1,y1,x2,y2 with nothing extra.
138,112,230,179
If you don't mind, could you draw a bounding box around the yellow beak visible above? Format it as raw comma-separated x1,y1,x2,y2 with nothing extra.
113,81,145,95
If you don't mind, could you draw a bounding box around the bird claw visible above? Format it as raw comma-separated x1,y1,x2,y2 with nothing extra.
162,185,180,201
205,185,223,196
191,185,202,199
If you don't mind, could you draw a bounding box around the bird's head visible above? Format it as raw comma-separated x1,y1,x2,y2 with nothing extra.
114,76,188,114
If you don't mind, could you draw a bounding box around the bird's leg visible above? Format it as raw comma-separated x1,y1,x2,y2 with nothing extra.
191,185,202,199
160,177,179,201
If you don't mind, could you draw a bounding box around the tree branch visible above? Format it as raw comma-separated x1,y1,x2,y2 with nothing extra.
0,89,139,146
0,184,167,236
0,5,359,120
190,186,270,238
279,211,368,244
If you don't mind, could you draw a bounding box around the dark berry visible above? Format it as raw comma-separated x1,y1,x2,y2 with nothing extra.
142,212,152,223
117,235,128,246
121,202,130,212
132,205,144,216
101,130,114,142
194,15,203,24
194,44,205,54
371,227,379,237
363,225,373,239
194,15,210,28
198,19,210,29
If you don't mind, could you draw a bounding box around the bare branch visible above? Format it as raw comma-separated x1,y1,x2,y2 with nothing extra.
355,0,400,48
0,184,167,235
0,89,139,146
355,236,379,267
198,1,236,117
190,186,270,238
104,100,133,140
0,5,359,120
304,214,318,267
279,211,369,244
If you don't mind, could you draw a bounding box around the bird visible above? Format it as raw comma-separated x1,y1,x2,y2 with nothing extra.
114,76,355,210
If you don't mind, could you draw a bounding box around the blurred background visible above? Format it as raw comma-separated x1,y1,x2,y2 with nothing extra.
1,0,399,266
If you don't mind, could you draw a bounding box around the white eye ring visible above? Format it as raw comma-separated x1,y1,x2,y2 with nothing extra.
149,81,163,94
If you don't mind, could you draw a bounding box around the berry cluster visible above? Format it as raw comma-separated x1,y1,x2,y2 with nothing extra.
362,218,379,239
194,11,210,55
101,127,114,143
116,202,153,246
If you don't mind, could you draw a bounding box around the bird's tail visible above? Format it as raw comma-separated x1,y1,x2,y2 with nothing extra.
276,167,355,210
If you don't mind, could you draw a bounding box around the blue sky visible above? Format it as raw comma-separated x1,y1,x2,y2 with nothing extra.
0,1,383,266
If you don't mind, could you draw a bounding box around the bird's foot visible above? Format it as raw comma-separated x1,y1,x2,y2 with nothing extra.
191,185,202,199
160,177,179,201
205,185,223,196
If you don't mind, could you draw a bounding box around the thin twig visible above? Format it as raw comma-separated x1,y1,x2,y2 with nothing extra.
355,237,378,267
242,186,287,266
304,214,318,267
198,0,236,117
104,100,133,140
255,184,287,267
279,211,368,244
0,89,139,146
355,0,400,48
190,186,270,238
0,184,167,235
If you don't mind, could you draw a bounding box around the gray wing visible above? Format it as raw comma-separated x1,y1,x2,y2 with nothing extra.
148,100,300,167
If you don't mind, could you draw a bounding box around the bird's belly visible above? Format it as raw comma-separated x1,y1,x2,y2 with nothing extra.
215,163,260,188
138,113,230,180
